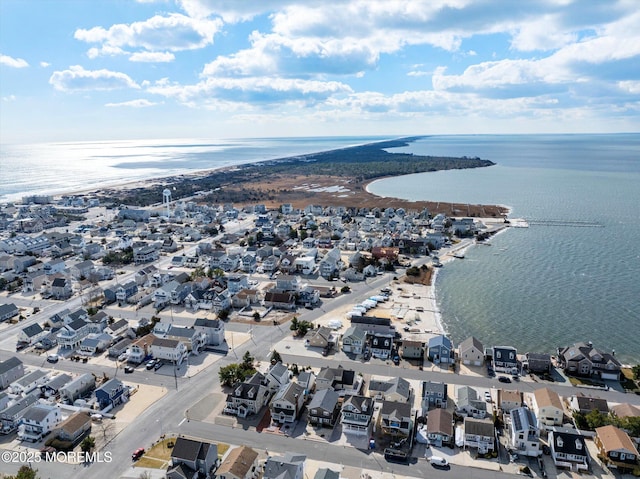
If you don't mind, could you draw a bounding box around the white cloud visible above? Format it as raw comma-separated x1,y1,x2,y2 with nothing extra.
74,13,222,57
40,61,50,68
129,51,175,63
49,66,140,92
408,71,430,77
2,95,17,102
618,81,640,94
0,53,29,68
105,99,160,107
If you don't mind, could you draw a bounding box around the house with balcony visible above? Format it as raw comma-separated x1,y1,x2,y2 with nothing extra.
548,429,590,472
498,389,523,413
59,373,95,403
370,334,394,360
51,277,72,299
425,408,454,447
216,445,259,479
492,346,518,374
224,372,272,418
95,378,127,409
507,407,541,457
1,357,25,391
315,366,362,396
379,400,413,438
341,395,374,435
9,370,49,395
422,381,448,411
0,393,39,434
151,337,188,365
227,274,249,294
367,377,411,403
532,388,564,428
594,425,639,473
456,386,487,419
463,417,496,454
18,323,48,346
307,388,340,428
57,319,90,350
265,362,291,393
193,318,225,346
522,352,552,373
270,382,306,424
557,342,622,380
41,374,72,399
115,281,138,304
341,326,366,355
18,404,61,442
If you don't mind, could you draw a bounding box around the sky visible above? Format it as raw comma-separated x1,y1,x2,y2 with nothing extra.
1,0,639,144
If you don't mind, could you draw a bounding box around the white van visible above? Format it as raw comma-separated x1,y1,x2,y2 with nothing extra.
429,456,448,467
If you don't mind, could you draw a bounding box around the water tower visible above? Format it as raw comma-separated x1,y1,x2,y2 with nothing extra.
162,188,172,218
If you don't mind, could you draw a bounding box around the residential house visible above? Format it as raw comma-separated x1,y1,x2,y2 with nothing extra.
548,429,590,472
44,259,66,275
231,289,261,309
105,318,130,338
315,366,362,396
18,323,48,346
168,437,218,479
492,346,518,374
369,333,394,359
422,381,448,411
498,389,523,413
532,388,564,428
341,395,374,435
69,260,93,280
263,453,305,479
0,303,19,322
41,374,72,399
59,373,95,403
127,333,155,364
270,382,306,424
275,275,302,292
307,388,340,428
51,277,72,299
115,281,138,304
379,400,413,438
224,372,272,418
305,326,336,350
265,362,291,393
18,404,61,442
163,325,206,354
341,326,366,355
264,291,296,310
9,369,49,395
611,403,640,419
211,290,232,313
133,244,159,264
0,393,39,434
508,407,541,457
594,425,639,472
193,318,225,346
456,386,487,419
350,316,395,337
151,337,188,365
108,337,133,358
54,411,91,444
522,352,552,373
367,377,411,403
400,340,423,360
216,445,259,479
557,342,622,380
297,370,316,394
79,333,113,355
95,378,127,409
57,319,90,349
570,394,609,415
459,336,484,366
463,417,496,454
427,335,454,364
227,274,249,294
425,408,454,447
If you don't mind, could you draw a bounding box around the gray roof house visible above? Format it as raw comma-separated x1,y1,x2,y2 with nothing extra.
263,453,306,479
0,357,24,390
270,382,306,424
367,377,412,403
307,388,340,428
168,436,218,479
422,381,448,411
456,386,487,419
463,417,496,453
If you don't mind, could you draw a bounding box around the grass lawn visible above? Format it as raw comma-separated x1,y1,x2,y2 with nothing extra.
135,437,230,470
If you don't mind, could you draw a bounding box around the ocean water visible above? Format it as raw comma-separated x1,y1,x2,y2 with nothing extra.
0,136,386,203
368,134,640,364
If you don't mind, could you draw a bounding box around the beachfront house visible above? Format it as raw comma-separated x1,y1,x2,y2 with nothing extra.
459,336,484,366
492,346,519,374
557,342,622,380
427,335,454,364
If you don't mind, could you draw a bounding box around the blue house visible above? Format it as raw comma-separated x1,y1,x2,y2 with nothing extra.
95,378,127,409
427,335,454,364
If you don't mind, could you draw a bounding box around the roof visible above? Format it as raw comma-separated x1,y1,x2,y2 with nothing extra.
194,318,221,328
380,400,411,419
264,453,306,479
550,429,588,457
217,445,258,478
0,356,23,375
464,417,495,437
428,334,453,349
422,380,447,396
610,403,640,418
97,378,123,395
510,407,537,433
153,337,181,348
427,408,453,435
314,469,340,479
459,336,483,352
57,411,91,434
368,377,411,401
307,388,339,412
273,382,305,404
0,303,19,316
21,404,57,423
533,388,563,410
573,394,609,413
499,389,523,404
171,437,216,463
595,425,639,454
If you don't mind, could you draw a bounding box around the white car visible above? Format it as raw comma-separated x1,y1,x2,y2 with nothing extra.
429,456,448,467
484,391,492,402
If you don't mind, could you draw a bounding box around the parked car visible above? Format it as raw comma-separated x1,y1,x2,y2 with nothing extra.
392,355,400,365
132,448,145,461
430,456,449,467
498,376,512,383
124,366,135,374
484,391,492,402
47,354,59,363
145,360,156,370
153,361,163,371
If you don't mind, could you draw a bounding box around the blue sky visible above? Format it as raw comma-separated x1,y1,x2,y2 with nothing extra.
1,0,639,143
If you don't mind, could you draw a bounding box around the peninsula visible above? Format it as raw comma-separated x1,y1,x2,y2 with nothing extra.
93,137,506,217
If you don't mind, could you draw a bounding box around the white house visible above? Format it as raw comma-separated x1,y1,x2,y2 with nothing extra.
18,404,61,442
508,407,541,457
151,337,188,365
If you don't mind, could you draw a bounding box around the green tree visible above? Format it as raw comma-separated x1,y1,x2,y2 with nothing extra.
5,465,39,479
242,351,254,369
585,410,607,430
80,436,95,453
219,364,239,386
289,317,299,332
252,311,261,322
270,350,282,364
632,364,640,380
